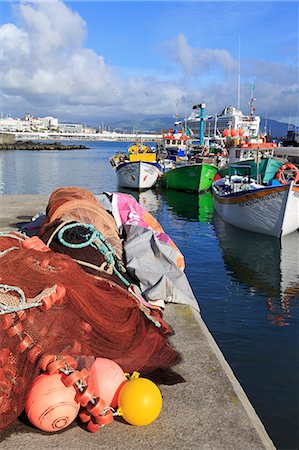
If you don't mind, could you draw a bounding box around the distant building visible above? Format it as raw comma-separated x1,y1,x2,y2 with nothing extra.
0,114,83,133
0,117,30,132
58,123,83,133
83,126,96,134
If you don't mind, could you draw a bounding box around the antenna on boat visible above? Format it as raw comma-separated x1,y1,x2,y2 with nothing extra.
173,99,179,121
248,83,256,117
264,107,268,134
237,37,241,109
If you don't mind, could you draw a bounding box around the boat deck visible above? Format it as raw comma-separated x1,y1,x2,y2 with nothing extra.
274,146,299,164
0,195,276,450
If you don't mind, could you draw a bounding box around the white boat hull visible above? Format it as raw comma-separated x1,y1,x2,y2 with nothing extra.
212,181,299,237
115,161,161,190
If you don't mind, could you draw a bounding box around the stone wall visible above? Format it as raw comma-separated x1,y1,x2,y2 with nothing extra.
0,133,15,144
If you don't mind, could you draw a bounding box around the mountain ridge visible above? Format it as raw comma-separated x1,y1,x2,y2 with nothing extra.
107,116,292,138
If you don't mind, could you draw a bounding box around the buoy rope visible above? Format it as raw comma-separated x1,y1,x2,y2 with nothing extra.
0,231,28,242
40,354,115,431
0,284,64,315
0,284,40,314
57,222,130,287
0,246,19,257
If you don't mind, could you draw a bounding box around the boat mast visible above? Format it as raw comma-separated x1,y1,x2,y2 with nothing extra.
248,83,256,136
249,83,256,117
237,37,241,110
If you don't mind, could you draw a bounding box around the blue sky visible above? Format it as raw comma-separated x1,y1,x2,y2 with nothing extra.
0,1,298,125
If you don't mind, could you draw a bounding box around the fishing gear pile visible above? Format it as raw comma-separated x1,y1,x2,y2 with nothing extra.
0,187,181,432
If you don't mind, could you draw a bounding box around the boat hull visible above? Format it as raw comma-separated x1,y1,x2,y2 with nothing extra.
115,161,161,190
161,163,217,192
212,181,299,237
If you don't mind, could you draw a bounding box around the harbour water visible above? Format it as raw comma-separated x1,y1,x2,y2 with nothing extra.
0,141,298,449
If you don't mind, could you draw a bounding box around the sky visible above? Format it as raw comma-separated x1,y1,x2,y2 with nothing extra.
0,0,298,126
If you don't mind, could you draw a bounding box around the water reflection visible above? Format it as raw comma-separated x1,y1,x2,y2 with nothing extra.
159,189,214,223
119,188,160,215
213,213,299,327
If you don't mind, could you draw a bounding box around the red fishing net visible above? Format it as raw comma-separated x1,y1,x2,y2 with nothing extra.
0,188,180,432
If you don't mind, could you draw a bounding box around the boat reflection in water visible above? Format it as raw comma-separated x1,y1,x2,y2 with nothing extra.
213,212,299,327
160,189,214,223
118,188,160,215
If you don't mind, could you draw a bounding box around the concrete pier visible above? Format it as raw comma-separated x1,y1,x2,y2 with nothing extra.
0,195,276,450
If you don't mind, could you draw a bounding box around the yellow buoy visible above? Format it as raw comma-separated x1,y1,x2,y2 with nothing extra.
117,377,162,426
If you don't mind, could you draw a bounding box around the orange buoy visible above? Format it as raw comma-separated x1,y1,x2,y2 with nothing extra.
222,129,231,137
25,373,80,432
89,358,126,408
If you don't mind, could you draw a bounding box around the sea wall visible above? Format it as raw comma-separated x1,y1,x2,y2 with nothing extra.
0,133,16,145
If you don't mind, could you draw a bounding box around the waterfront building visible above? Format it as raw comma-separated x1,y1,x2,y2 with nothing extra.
0,114,82,134
58,123,83,134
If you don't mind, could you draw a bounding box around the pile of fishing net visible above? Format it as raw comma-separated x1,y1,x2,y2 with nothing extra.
0,187,180,432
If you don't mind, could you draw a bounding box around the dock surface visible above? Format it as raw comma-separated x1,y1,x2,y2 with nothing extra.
0,195,276,450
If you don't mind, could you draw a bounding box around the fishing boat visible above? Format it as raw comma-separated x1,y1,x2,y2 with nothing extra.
218,146,287,183
161,161,218,193
157,128,190,162
110,142,161,190
212,172,299,237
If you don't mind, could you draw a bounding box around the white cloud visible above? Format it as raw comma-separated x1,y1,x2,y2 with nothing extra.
0,0,297,125
0,0,186,121
163,33,237,79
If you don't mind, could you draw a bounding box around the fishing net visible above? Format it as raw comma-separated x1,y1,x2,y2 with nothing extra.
37,187,131,286
39,186,123,260
0,189,180,432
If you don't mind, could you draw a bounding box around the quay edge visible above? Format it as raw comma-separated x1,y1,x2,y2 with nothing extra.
0,194,276,450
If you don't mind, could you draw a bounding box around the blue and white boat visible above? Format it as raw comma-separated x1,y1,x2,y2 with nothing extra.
212,175,299,238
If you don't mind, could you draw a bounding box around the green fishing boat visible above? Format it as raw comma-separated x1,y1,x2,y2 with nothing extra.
161,163,218,193
218,157,286,183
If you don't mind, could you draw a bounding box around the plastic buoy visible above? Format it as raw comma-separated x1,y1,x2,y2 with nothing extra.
89,358,126,408
117,377,162,426
25,373,80,432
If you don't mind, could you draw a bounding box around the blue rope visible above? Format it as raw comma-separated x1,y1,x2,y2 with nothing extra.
57,223,130,287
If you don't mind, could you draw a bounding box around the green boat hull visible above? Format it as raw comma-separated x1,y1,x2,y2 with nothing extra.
161,163,218,192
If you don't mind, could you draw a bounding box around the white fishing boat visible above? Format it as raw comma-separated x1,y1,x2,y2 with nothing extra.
212,174,299,237
115,161,161,190
110,142,161,190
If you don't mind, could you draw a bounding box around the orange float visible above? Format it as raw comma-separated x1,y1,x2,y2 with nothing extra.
222,129,231,137
89,358,126,408
25,373,80,432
